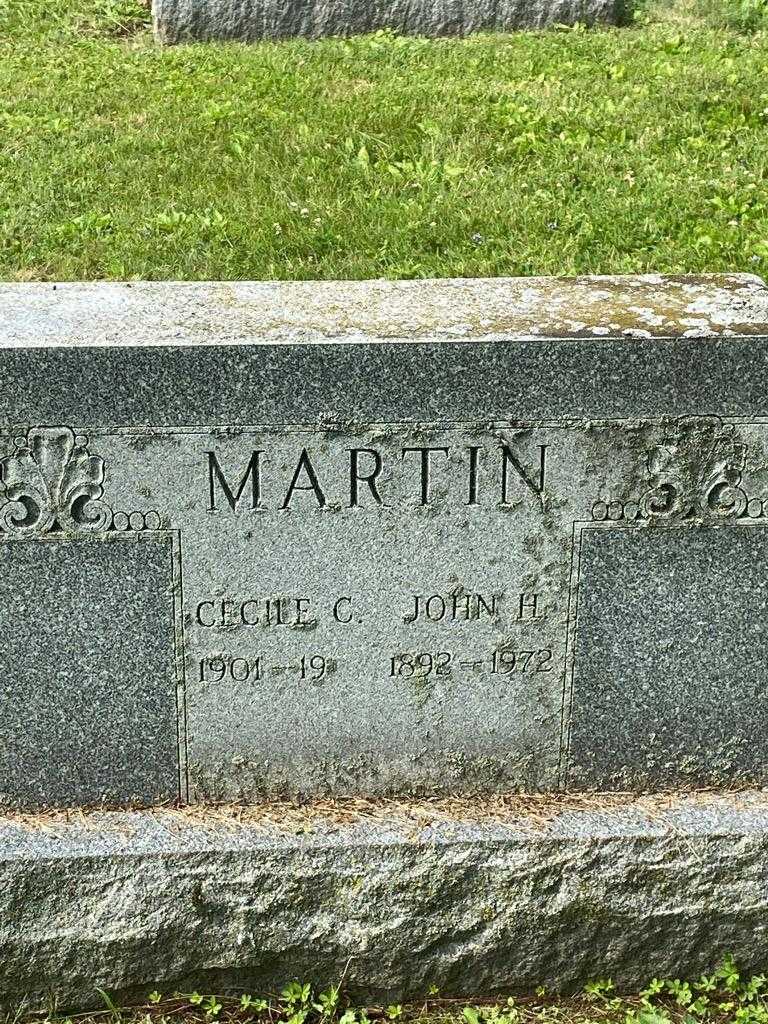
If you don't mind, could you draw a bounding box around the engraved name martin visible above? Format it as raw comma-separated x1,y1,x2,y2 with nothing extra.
205,441,549,510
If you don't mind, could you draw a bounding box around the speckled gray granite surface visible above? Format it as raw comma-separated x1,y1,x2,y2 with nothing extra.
3,793,768,1010
3,276,768,807
152,0,628,44
568,526,768,789
0,534,178,808
3,275,765,346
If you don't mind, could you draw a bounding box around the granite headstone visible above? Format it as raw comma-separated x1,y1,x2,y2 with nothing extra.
2,274,768,809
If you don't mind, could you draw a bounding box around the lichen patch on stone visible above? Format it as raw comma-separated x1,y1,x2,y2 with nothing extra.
1,274,767,348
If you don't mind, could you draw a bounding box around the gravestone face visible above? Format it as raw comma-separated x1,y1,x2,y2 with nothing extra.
2,274,768,808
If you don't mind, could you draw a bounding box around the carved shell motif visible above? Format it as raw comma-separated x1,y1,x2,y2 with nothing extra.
641,416,748,520
592,415,755,523
0,427,112,535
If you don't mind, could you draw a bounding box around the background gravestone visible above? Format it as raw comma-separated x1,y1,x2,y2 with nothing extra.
152,0,630,45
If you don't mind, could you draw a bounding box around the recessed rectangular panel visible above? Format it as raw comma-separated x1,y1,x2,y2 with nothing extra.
567,525,768,790
181,425,569,798
0,534,179,808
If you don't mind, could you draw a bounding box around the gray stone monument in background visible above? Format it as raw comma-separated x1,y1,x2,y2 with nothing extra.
153,0,628,43
3,273,768,1009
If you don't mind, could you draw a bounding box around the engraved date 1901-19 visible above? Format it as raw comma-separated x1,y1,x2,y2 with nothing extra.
198,654,329,683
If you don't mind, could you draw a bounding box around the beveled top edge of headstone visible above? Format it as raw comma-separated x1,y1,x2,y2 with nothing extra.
0,273,766,348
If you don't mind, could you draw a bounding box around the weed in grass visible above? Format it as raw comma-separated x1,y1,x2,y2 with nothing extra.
76,0,151,36
687,0,768,31
7,958,768,1024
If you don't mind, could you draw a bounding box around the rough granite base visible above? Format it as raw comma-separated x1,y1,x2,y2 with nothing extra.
3,792,768,1011
152,0,629,44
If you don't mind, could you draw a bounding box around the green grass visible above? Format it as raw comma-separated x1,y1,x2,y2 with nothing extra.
1,0,768,280
7,960,768,1024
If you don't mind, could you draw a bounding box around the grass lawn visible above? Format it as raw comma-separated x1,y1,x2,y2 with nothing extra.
1,0,768,280
7,961,768,1024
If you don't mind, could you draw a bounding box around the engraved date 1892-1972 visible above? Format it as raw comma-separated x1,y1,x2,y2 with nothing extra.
389,648,554,677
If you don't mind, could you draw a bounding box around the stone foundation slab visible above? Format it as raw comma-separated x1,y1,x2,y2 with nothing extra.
3,792,768,1010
